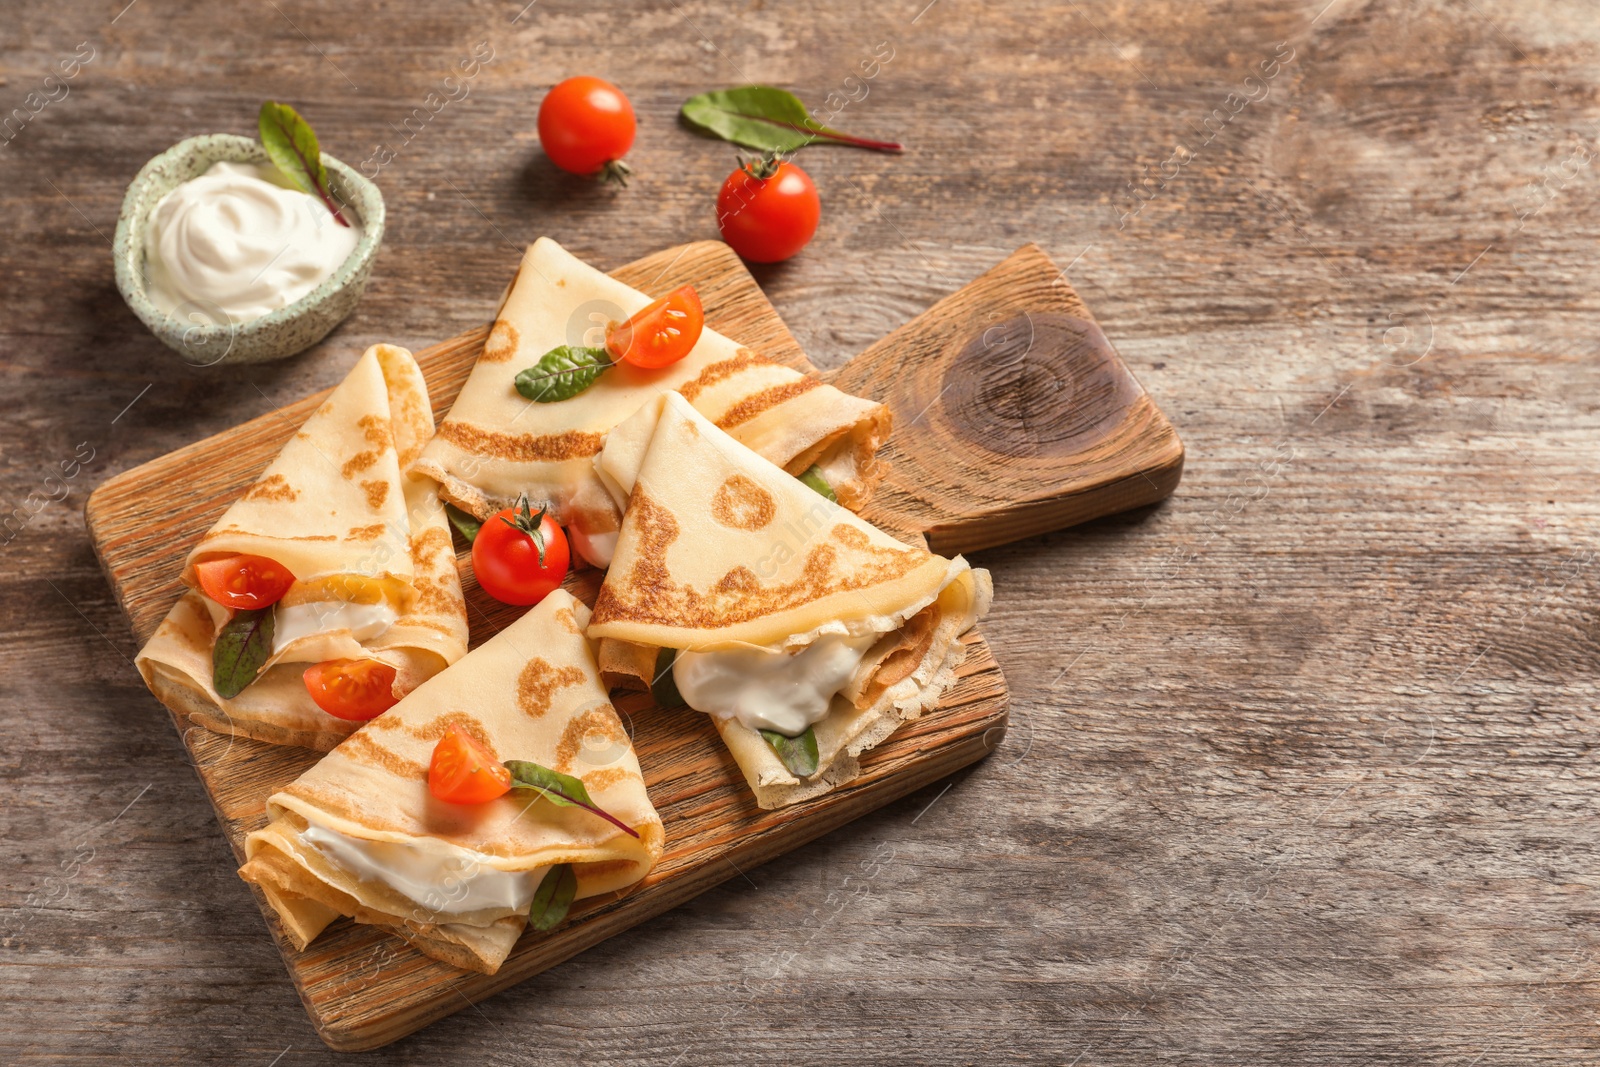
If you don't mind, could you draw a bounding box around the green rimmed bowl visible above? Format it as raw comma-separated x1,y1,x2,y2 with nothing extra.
113,133,384,366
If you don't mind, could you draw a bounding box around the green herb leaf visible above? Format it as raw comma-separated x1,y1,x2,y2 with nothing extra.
681,86,902,154
798,465,837,503
650,647,686,708
444,503,482,544
759,726,820,777
504,760,642,839
528,863,578,932
212,607,275,699
514,346,614,403
257,101,351,227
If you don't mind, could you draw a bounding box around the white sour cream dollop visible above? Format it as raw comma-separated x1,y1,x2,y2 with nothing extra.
272,599,397,658
673,632,878,737
144,160,360,325
300,822,544,916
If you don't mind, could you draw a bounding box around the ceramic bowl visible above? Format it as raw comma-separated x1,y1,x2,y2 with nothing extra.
113,133,384,365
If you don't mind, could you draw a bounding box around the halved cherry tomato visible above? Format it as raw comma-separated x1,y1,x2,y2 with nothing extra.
605,285,704,370
196,554,296,611
472,494,570,606
429,726,513,804
303,659,399,722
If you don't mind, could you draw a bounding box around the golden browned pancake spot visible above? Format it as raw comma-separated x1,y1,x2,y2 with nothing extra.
555,705,629,772
675,349,773,403
591,489,679,624
411,575,465,618
342,451,380,479
409,710,495,750
591,488,927,630
711,473,776,530
410,526,453,570
554,607,582,634
340,733,428,779
437,421,605,463
580,766,641,793
834,524,869,549
362,479,389,509
358,414,393,451
243,473,298,503
481,319,520,363
516,658,586,718
347,523,388,541
715,377,822,430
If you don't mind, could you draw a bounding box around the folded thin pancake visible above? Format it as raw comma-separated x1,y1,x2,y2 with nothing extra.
134,345,470,751
407,237,891,551
588,392,992,809
239,590,664,976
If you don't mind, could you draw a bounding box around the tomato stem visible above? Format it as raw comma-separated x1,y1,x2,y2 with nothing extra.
500,493,552,566
599,159,633,187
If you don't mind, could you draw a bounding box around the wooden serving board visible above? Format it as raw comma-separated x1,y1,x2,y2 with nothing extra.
85,241,1180,1051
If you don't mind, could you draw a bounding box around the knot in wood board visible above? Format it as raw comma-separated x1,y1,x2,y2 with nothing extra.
938,313,1143,457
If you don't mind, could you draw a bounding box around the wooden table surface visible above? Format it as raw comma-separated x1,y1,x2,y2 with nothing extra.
4,1,1597,1063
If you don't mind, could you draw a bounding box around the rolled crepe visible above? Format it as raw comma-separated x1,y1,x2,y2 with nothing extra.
239,590,664,975
135,345,470,751
407,238,891,558
587,392,992,809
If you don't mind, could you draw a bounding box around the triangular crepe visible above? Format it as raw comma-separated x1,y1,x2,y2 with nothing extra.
407,238,891,563
135,344,469,751
239,589,664,975
588,392,992,808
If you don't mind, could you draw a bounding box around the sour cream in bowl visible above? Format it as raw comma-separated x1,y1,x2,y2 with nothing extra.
114,133,385,364
144,160,361,326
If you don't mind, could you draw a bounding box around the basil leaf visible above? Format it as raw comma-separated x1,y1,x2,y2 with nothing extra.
759,726,820,777
504,759,642,839
212,607,274,699
681,86,902,153
528,863,577,932
514,346,613,403
798,465,837,503
257,101,350,226
651,647,685,709
444,503,481,544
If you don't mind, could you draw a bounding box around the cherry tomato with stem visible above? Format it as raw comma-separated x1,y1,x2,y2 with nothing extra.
472,494,570,606
537,76,636,184
196,554,296,611
716,155,820,263
605,285,704,369
303,659,400,721
429,726,513,804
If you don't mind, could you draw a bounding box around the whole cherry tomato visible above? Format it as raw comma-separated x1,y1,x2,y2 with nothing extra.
537,76,636,183
471,494,570,606
303,659,400,721
606,285,704,369
196,554,296,611
429,726,513,804
716,156,820,263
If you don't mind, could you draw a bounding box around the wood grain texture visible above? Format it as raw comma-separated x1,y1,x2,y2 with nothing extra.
6,1,1600,1064
83,242,1014,1050
828,243,1183,554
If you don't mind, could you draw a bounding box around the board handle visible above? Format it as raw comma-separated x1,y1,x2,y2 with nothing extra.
826,244,1184,555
